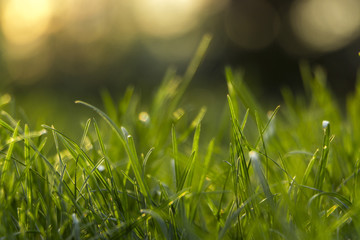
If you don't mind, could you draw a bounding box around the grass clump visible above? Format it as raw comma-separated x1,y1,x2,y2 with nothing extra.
1,36,360,239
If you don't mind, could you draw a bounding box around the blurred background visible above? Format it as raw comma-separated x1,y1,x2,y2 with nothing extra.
0,0,359,130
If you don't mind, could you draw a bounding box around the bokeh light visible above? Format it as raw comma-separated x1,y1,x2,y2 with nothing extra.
224,0,280,50
0,0,139,84
1,0,53,45
52,0,136,78
138,112,150,124
290,0,360,52
133,0,207,38
0,0,358,89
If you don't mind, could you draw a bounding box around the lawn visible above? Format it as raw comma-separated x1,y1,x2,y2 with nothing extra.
0,35,360,239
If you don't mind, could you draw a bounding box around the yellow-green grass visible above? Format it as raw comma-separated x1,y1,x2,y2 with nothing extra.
0,36,360,239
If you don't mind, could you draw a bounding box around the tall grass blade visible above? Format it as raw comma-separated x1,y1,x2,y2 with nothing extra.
93,119,113,177
197,138,215,193
302,149,319,185
172,125,181,191
170,34,212,111
314,121,331,192
249,151,275,208
1,120,20,185
140,209,169,239
225,67,265,120
80,118,91,148
75,101,150,200
218,200,249,239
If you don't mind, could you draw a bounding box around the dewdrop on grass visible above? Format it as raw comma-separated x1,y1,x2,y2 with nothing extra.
249,150,259,161
322,120,330,129
40,129,47,135
97,165,105,172
138,111,150,124
121,126,130,138
72,213,79,224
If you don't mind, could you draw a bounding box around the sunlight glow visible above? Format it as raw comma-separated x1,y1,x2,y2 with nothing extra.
1,0,53,45
133,0,207,38
290,0,360,52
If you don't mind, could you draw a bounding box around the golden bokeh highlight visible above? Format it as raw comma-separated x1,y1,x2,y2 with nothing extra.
290,0,360,52
51,0,137,77
0,0,358,85
133,0,207,38
61,0,112,44
1,0,54,84
1,0,53,45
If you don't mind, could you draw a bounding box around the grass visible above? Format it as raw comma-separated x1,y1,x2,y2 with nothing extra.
0,35,360,239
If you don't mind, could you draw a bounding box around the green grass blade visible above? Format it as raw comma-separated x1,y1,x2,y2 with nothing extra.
174,34,212,105
126,133,151,200
315,121,331,192
240,108,250,132
1,120,20,185
142,147,154,178
225,67,265,120
41,125,110,191
218,201,248,239
185,122,201,217
0,118,14,132
226,67,239,118
51,124,64,172
140,209,169,239
255,105,280,148
75,101,126,144
93,119,113,177
24,124,32,219
308,192,352,211
169,34,212,113
227,95,251,150
302,149,319,185
249,151,275,208
80,118,91,148
75,101,150,200
179,106,206,142
197,138,215,193
172,125,181,190
255,110,269,178
178,151,196,192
